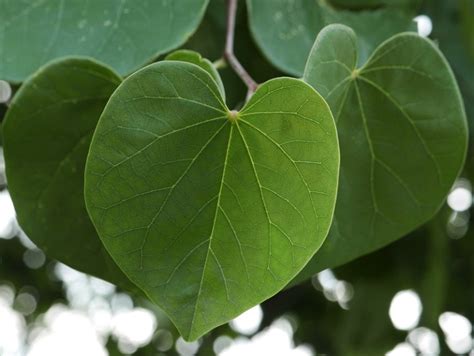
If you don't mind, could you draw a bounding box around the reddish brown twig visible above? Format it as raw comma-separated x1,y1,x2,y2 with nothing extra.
224,0,258,99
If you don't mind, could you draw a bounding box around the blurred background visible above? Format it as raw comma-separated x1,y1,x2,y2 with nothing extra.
1,0,473,355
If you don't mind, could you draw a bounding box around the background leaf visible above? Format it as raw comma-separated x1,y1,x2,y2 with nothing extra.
84,61,339,340
246,0,416,76
3,57,134,288
295,25,467,283
0,0,209,83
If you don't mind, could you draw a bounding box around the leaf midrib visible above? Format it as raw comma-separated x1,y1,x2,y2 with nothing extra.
188,122,234,337
331,63,444,208
316,59,446,245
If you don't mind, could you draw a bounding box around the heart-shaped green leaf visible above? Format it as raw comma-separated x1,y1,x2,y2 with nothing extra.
84,61,339,340
165,49,225,100
3,57,134,288
0,0,209,83
246,0,415,76
294,24,468,284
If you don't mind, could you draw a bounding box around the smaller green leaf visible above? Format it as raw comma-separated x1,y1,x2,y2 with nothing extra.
292,24,468,284
85,61,339,340
165,49,225,100
3,57,133,288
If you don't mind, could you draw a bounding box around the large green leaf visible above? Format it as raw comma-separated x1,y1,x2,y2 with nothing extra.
246,0,416,76
0,0,209,83
84,61,339,340
3,57,133,288
294,25,467,283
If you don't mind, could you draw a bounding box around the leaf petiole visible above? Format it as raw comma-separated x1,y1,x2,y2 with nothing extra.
224,0,259,100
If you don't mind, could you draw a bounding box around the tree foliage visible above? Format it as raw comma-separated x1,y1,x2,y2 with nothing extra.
0,0,471,343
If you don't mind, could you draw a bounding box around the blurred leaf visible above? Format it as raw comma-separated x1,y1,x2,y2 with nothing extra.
246,0,416,76
0,0,209,83
183,0,228,61
294,25,467,282
3,57,134,288
165,49,225,100
84,61,339,340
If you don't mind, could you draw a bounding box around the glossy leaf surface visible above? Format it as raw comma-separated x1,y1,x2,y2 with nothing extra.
294,25,467,283
85,61,339,340
3,57,133,287
0,0,209,83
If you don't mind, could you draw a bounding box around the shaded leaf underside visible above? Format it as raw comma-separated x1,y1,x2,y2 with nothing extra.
3,57,134,288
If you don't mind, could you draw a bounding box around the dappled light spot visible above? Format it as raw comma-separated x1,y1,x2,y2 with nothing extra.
0,285,15,307
155,329,174,352
407,327,440,355
0,80,11,103
0,285,25,356
386,342,416,356
14,292,37,316
28,308,107,356
221,317,313,356
89,277,116,297
23,249,46,270
0,190,17,239
439,311,473,354
230,305,263,335
448,179,472,212
414,15,433,37
88,297,113,337
112,307,157,353
312,269,354,308
447,211,470,239
110,293,133,313
213,335,233,354
175,336,201,355
389,290,422,330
